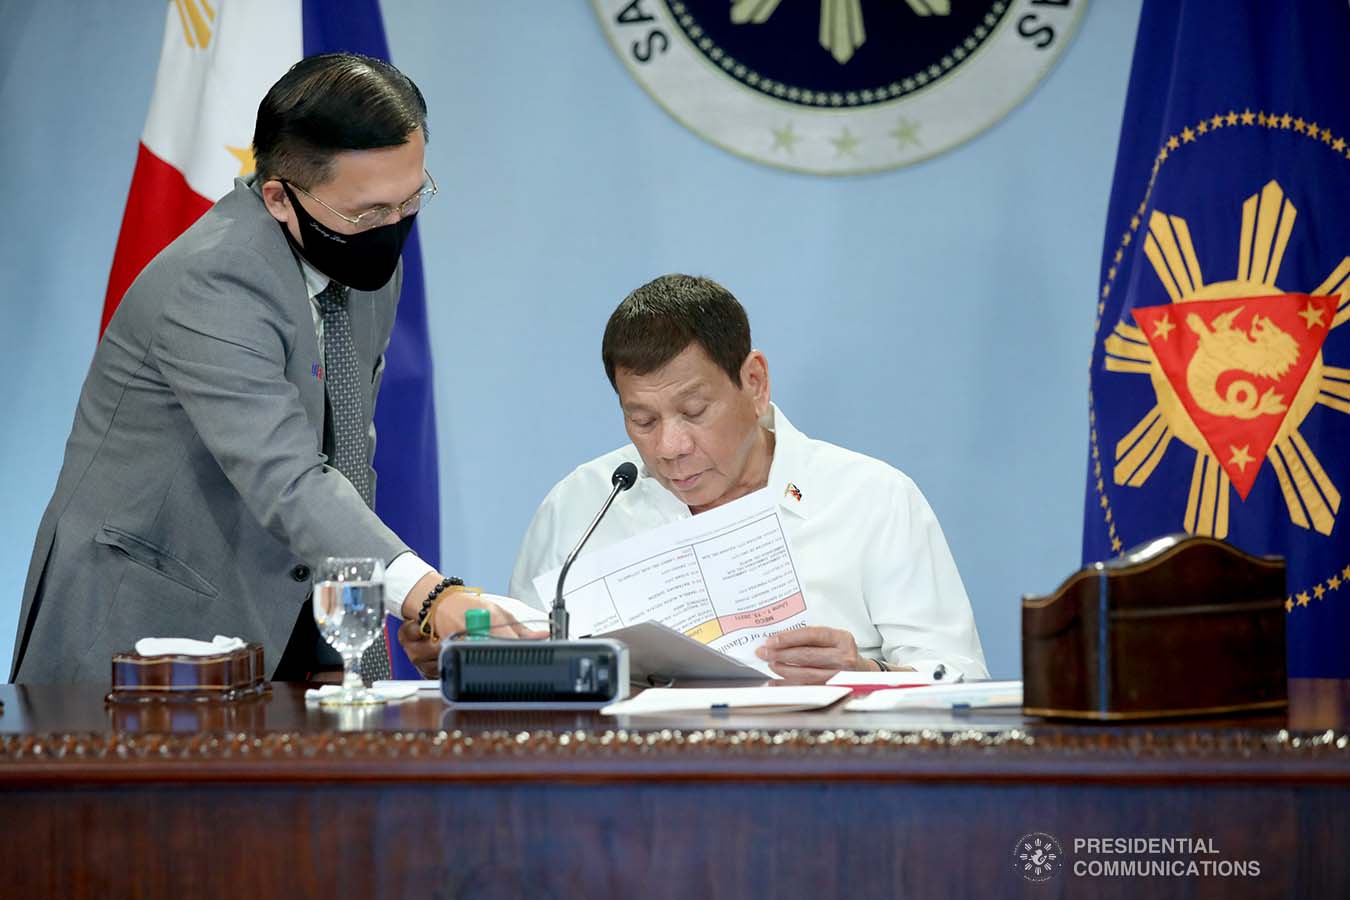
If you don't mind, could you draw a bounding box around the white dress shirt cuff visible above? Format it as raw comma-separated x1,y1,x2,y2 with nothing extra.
385,552,436,619
892,657,981,682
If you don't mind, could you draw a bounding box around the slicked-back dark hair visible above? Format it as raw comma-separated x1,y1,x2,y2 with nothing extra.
253,52,428,188
602,274,752,391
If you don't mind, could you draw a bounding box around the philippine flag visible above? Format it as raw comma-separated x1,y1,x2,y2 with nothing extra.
103,0,440,678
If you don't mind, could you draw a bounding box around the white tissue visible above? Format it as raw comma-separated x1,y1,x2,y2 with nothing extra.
133,635,247,657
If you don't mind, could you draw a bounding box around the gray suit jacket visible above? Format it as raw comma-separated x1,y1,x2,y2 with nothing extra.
10,177,408,682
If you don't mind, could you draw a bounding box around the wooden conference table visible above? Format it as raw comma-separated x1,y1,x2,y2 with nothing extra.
1,679,1347,899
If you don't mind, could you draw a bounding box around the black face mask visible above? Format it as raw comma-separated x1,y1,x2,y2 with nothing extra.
280,182,416,292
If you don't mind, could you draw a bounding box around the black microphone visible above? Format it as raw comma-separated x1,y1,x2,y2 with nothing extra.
550,461,638,640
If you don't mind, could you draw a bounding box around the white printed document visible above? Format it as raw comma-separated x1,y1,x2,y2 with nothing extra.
533,488,809,669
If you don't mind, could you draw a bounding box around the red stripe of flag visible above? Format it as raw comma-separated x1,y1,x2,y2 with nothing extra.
101,143,213,336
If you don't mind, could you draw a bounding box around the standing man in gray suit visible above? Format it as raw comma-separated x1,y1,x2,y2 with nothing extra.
11,53,524,684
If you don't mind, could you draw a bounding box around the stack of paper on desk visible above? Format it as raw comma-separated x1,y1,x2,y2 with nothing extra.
602,685,850,716
844,681,1023,712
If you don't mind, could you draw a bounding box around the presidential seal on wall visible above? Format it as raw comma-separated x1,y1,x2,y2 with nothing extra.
592,0,1085,175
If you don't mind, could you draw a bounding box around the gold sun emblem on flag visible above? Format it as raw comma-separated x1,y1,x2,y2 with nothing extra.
731,0,951,64
1104,179,1350,537
173,0,216,50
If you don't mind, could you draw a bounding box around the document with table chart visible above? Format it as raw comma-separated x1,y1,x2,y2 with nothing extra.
533,487,809,668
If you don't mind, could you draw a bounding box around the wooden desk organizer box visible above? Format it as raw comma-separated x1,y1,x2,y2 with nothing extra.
1022,535,1288,720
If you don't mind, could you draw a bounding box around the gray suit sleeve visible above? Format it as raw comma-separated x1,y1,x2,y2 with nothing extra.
152,243,408,567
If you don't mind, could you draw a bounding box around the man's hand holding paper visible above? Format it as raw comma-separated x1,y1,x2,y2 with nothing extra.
756,626,868,682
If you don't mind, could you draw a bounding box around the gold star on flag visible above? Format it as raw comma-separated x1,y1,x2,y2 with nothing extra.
1297,591,1311,606
1228,445,1255,473
1298,302,1326,329
1111,537,1122,552
1167,135,1180,150
1181,126,1196,143
1280,113,1292,128
1151,315,1176,340
1314,583,1326,600
1342,565,1350,580
1285,598,1294,613
1330,575,1343,590
1335,138,1348,152
1240,109,1256,125
226,145,256,176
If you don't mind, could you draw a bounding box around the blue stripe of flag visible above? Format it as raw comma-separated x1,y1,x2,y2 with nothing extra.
303,0,440,679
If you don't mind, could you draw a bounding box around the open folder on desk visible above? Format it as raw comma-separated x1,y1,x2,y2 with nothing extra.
602,685,850,716
827,670,947,689
598,621,770,683
844,681,1023,712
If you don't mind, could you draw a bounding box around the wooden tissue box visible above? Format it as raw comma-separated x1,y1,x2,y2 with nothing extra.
1022,535,1287,720
107,642,269,704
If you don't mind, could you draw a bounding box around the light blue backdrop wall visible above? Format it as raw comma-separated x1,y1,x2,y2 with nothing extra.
0,1,1141,679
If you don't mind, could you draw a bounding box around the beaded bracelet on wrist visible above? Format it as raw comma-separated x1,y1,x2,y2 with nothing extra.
418,576,464,637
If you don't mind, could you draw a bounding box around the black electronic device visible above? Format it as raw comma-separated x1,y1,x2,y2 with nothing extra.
439,638,629,709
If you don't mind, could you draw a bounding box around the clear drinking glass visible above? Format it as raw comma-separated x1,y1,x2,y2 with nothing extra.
312,557,387,706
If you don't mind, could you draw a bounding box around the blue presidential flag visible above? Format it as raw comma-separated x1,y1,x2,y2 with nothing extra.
1085,1,1350,677
304,0,440,679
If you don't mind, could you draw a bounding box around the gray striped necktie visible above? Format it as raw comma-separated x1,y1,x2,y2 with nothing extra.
316,281,391,683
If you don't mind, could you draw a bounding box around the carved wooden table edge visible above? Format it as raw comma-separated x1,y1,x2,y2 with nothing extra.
3,725,1349,785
